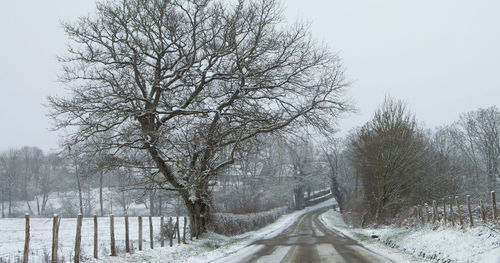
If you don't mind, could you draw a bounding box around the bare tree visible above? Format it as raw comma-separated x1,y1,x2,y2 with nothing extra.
453,106,500,192
49,0,349,232
19,146,44,215
0,154,6,217
0,149,21,217
286,138,325,210
89,150,118,216
322,138,348,213
349,97,429,224
418,127,462,200
35,153,62,216
64,147,86,215
213,134,292,213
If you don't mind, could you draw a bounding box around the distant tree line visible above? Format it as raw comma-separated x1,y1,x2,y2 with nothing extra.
0,146,184,218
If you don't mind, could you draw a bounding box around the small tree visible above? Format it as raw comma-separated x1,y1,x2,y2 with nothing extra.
349,97,429,224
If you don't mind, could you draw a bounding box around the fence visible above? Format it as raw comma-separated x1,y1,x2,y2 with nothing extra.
412,191,499,228
0,214,190,263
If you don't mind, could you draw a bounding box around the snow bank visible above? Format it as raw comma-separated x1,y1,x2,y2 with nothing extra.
321,209,500,263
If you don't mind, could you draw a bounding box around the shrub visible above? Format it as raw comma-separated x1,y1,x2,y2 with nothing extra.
208,207,288,236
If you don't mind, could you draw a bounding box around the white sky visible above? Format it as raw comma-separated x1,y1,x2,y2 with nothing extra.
1,0,499,152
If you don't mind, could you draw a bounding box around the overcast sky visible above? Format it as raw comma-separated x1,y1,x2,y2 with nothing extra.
1,0,499,153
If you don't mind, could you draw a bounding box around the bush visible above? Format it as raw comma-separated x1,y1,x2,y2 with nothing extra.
342,193,367,227
208,207,288,236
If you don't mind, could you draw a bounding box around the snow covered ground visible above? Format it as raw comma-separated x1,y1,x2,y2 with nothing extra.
81,198,417,263
82,200,337,263
6,198,499,262
0,216,184,263
320,209,500,263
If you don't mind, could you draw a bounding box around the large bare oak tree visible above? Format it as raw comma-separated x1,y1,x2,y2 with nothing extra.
48,0,349,233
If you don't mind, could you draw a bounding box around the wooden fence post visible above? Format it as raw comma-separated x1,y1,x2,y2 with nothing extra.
160,216,165,247
190,216,194,241
176,216,180,244
23,214,30,263
52,215,60,263
110,215,116,256
467,195,474,227
414,206,418,222
425,204,430,224
196,215,201,239
432,200,438,223
149,216,154,249
449,197,455,227
443,199,447,224
480,200,487,223
456,196,464,226
492,191,498,220
138,216,143,251
416,206,420,221
74,214,83,263
183,216,187,244
169,217,173,247
125,215,130,253
93,215,98,259
419,205,424,224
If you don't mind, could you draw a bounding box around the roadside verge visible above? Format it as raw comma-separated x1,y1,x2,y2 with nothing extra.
320,209,500,263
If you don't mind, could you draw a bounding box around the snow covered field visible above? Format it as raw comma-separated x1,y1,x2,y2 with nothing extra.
320,209,500,263
83,198,412,263
81,200,337,263
5,198,499,263
0,216,185,263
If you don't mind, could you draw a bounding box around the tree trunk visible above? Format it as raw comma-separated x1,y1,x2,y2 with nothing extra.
8,186,12,217
293,185,305,210
41,191,49,216
330,175,345,213
1,188,4,218
488,163,495,192
375,201,382,225
24,173,34,215
25,200,34,216
74,163,84,215
182,194,209,236
158,194,163,215
99,171,104,216
86,185,91,216
40,172,50,216
35,195,41,216
149,189,155,216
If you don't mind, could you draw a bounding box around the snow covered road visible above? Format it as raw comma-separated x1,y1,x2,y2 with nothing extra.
213,207,392,263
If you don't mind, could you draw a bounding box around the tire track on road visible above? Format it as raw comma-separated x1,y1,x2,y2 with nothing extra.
217,205,393,263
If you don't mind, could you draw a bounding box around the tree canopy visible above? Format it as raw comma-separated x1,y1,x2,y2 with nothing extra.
48,0,350,232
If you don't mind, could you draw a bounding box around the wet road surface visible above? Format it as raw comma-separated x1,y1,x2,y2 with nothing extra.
216,207,392,263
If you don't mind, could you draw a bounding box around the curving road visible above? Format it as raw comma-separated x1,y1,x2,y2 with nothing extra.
216,207,392,263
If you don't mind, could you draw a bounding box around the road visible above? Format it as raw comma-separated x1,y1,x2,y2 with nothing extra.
215,207,393,263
